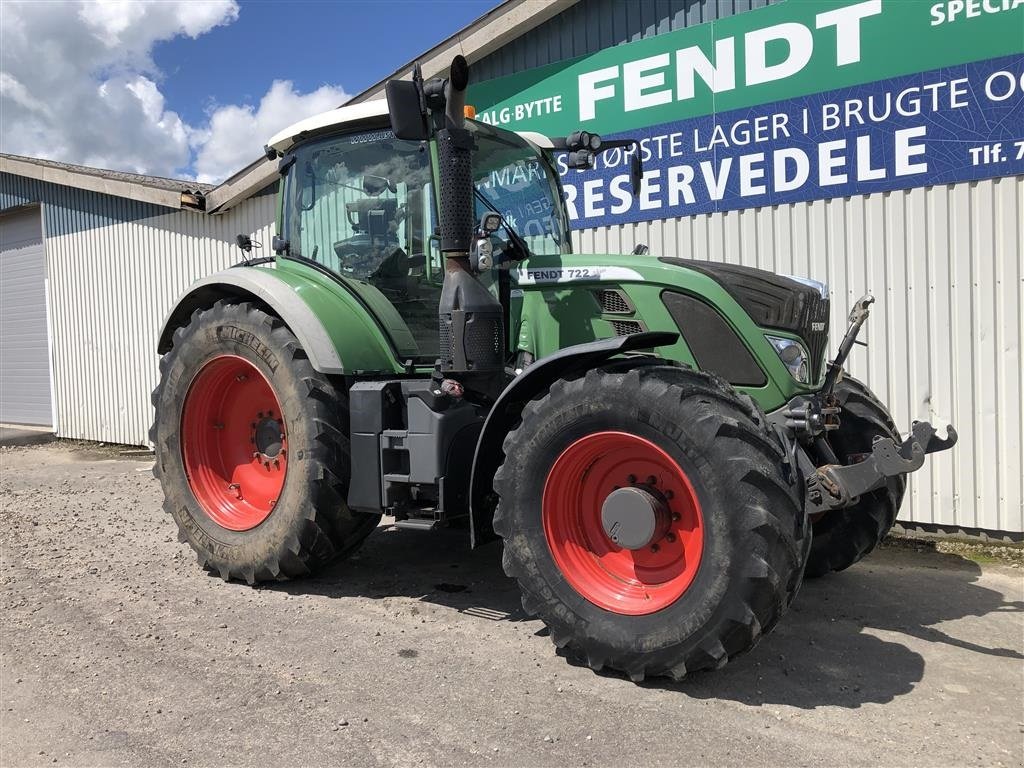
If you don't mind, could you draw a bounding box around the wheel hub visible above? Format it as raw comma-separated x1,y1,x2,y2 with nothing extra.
253,414,283,458
601,486,670,550
180,356,288,531
542,431,704,615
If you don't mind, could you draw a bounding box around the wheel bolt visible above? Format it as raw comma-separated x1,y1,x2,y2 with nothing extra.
646,475,657,485
627,475,637,484
665,533,677,543
671,512,681,522
650,543,660,553
665,490,674,500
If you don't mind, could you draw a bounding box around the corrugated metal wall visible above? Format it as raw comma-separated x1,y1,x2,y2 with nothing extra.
478,0,1024,534
1,172,276,446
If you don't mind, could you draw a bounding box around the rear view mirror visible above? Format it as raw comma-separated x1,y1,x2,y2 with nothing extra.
363,175,395,196
386,80,428,141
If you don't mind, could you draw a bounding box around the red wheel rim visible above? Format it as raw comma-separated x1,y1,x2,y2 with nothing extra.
542,431,704,615
180,355,288,531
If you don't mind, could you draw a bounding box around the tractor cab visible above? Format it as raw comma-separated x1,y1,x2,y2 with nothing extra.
266,102,570,362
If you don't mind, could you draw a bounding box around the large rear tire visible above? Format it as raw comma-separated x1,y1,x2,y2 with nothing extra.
493,366,807,681
804,376,906,578
151,300,379,583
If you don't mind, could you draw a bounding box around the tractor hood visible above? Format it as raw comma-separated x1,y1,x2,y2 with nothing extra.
510,251,831,398
657,258,832,380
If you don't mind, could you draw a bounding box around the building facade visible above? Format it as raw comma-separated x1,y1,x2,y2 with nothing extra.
1,0,1021,536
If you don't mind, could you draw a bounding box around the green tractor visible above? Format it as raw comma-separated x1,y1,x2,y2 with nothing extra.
152,57,955,680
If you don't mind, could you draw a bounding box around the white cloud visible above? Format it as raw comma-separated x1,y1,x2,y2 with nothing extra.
191,80,350,183
0,0,348,183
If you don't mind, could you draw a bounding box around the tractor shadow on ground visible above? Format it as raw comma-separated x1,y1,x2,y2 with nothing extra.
274,526,1024,710
277,523,530,622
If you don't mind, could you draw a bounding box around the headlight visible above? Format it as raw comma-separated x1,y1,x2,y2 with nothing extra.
766,335,811,383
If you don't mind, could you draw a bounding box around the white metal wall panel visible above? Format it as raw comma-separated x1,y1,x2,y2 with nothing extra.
0,205,52,426
573,176,1024,535
38,193,277,447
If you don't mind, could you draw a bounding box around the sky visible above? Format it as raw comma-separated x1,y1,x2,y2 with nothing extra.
0,0,496,183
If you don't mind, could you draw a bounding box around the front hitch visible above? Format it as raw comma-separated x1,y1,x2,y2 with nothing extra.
793,290,958,515
804,420,958,515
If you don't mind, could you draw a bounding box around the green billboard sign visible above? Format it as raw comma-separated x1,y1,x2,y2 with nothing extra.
468,0,1024,137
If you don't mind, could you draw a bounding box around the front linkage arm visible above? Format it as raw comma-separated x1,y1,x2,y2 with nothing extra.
774,292,959,515
802,420,958,515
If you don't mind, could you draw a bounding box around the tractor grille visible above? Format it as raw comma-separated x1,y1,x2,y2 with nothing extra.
610,319,644,336
594,289,633,314
797,295,831,381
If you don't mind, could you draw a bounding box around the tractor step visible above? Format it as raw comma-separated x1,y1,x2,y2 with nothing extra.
394,517,440,531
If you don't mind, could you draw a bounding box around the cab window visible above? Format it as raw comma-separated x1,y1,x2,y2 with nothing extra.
282,129,440,355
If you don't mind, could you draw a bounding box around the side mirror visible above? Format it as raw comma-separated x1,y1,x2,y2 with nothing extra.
630,151,644,195
235,234,252,253
385,79,428,141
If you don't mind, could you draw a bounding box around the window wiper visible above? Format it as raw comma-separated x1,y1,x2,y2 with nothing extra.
474,189,532,260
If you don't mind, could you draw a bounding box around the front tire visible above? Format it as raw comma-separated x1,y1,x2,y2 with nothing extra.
151,300,379,583
805,376,906,578
494,366,807,681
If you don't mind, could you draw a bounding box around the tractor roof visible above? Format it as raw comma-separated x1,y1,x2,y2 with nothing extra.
266,99,390,153
266,98,556,155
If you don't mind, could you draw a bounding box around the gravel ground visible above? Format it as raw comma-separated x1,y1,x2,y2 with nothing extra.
1,440,1022,768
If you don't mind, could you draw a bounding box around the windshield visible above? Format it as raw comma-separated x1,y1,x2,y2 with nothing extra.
470,122,569,256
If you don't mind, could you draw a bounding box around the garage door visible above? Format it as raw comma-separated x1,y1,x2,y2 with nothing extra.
0,206,53,426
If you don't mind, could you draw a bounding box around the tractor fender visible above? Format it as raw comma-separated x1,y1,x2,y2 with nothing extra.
158,268,345,373
468,331,678,547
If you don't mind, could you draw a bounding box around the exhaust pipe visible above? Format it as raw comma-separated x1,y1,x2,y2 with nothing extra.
444,55,469,130
435,55,504,395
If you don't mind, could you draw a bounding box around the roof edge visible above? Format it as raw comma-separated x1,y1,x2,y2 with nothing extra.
0,154,195,210
205,157,279,213
348,0,579,104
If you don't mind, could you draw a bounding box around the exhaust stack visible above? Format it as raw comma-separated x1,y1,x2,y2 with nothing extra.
434,56,504,395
